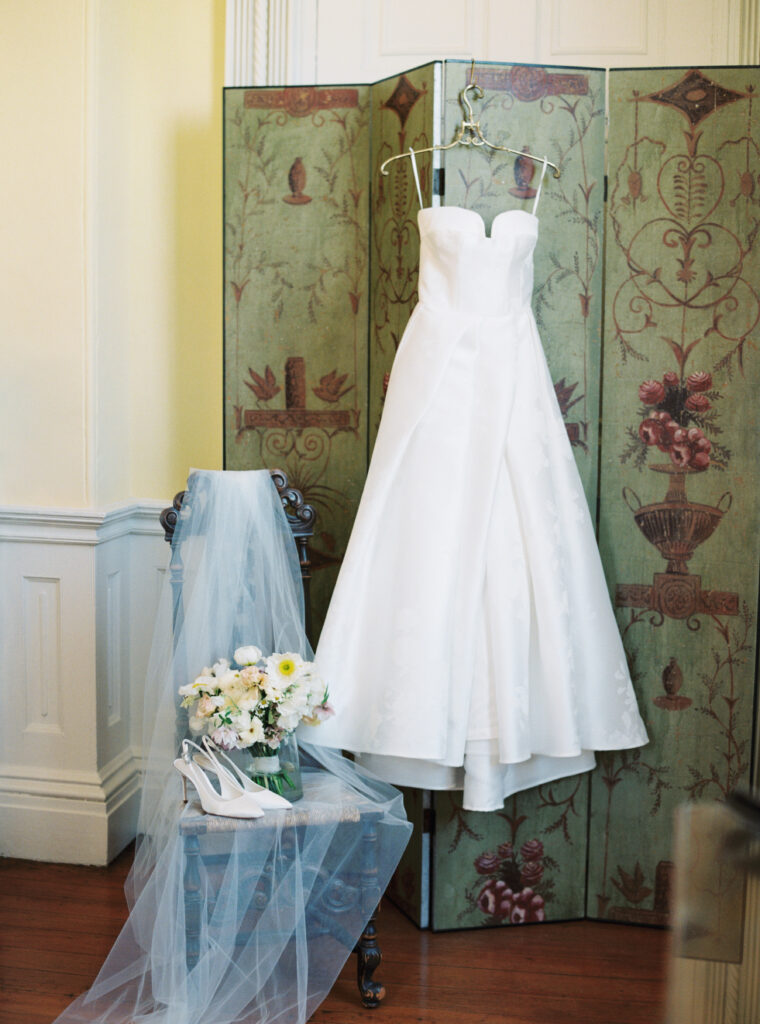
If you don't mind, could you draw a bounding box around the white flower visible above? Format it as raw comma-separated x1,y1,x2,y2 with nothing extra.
178,673,215,697
210,725,239,750
238,693,261,712
215,670,241,694
234,645,262,666
265,652,305,685
305,673,327,705
211,657,231,677
277,710,301,732
188,715,207,734
229,710,252,731
238,718,265,746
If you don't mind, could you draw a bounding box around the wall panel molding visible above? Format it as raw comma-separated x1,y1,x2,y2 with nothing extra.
22,576,63,735
0,499,167,863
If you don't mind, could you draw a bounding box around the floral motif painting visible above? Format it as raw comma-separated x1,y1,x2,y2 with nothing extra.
588,67,760,923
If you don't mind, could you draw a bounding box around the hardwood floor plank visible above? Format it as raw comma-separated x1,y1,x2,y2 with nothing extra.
0,849,668,1024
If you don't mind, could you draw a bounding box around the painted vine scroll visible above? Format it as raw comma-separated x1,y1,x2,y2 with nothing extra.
588,66,760,925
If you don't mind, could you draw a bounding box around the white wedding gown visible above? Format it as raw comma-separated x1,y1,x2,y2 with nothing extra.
307,201,648,811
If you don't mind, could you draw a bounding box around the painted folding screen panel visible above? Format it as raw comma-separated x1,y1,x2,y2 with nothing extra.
429,60,606,931
223,85,371,639
588,67,760,924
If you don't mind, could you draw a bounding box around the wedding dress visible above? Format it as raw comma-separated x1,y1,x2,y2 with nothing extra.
54,470,411,1024
309,178,649,811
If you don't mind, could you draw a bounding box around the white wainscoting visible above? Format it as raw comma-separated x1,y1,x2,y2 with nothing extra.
0,501,168,864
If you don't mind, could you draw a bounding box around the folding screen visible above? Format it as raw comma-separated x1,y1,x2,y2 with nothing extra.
223,61,759,932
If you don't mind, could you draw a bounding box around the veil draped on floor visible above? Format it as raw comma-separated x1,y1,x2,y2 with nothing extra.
54,469,411,1024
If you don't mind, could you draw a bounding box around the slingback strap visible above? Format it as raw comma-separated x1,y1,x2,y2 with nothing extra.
409,147,424,210
532,155,549,216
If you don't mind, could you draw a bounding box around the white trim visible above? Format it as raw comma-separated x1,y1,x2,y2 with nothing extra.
0,748,144,865
226,0,310,86
0,499,167,545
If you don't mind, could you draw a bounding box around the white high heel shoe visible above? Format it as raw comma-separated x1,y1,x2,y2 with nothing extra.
174,740,265,818
197,735,292,809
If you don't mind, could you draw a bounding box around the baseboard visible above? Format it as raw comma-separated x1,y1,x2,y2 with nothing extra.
0,748,144,864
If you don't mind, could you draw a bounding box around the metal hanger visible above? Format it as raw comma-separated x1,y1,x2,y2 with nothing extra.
379,61,560,179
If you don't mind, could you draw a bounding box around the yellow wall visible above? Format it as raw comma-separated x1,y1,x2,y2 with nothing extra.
1,0,90,507
1,0,224,509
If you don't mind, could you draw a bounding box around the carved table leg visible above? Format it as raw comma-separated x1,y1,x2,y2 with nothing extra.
355,816,385,1007
183,832,202,970
355,904,385,1007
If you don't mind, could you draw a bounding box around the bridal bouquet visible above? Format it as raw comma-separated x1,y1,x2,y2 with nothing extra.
179,645,333,795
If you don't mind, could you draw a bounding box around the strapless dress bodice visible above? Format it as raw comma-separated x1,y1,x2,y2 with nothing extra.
417,206,538,316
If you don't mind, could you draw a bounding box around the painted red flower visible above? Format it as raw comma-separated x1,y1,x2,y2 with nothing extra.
477,881,547,924
662,371,679,388
474,851,502,875
639,379,666,404
639,419,663,446
520,860,544,887
670,443,693,468
692,451,710,469
686,370,712,393
685,393,711,412
496,842,514,860
520,839,544,862
510,888,546,924
477,879,511,917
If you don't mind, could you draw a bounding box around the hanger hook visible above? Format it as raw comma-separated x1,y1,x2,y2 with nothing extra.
461,81,483,123
468,57,476,87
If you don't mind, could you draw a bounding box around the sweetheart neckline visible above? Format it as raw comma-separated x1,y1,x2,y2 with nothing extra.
418,205,538,240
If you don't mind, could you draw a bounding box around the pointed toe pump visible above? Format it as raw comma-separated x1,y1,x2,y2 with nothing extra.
197,735,292,810
173,740,265,818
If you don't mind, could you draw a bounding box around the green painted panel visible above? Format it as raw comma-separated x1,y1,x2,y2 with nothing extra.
588,67,760,923
432,782,588,931
223,86,371,639
369,65,438,451
441,60,606,504
430,60,606,932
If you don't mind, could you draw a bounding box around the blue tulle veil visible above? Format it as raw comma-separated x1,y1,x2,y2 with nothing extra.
54,469,411,1024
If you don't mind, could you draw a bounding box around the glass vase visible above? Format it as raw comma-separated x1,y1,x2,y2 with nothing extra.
247,732,303,801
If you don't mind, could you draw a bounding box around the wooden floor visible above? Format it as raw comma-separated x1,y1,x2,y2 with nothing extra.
0,847,668,1024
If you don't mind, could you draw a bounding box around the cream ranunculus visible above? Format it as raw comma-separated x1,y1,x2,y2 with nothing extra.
216,670,241,694
234,645,262,666
197,695,217,717
238,692,261,712
211,657,231,677
188,715,207,734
